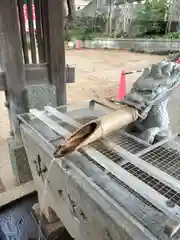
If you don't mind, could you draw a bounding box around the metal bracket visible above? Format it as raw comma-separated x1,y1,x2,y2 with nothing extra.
67,194,88,224
34,154,47,179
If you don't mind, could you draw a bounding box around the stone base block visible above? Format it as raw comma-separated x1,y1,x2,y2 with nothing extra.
8,137,32,184
24,84,57,110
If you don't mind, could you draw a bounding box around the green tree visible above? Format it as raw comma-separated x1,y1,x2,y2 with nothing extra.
134,0,168,36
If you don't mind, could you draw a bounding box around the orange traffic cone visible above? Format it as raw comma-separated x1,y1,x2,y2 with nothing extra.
77,40,81,49
178,57,180,64
116,69,127,101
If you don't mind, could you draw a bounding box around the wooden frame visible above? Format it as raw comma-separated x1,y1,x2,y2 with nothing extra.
0,0,28,141
0,181,35,209
0,64,75,91
0,0,72,139
46,0,66,105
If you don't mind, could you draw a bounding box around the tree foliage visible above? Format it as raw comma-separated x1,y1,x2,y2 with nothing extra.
65,15,107,41
134,0,168,36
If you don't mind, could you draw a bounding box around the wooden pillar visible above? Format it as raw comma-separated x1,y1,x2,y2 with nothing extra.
0,0,28,143
46,0,67,106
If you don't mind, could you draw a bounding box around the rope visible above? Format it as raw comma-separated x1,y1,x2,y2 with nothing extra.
122,55,180,76
0,160,9,168
124,69,144,75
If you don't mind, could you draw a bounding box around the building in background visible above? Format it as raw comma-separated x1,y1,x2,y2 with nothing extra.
76,0,144,34
75,0,91,10
76,0,177,36
167,0,180,32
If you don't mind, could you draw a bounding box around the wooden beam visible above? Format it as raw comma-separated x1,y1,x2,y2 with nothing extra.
25,64,75,85
25,63,49,85
0,64,75,91
0,181,36,209
0,71,6,91
0,66,49,90
46,0,67,105
0,0,28,141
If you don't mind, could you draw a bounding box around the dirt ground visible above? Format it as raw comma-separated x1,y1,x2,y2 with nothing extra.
0,49,165,190
66,49,165,103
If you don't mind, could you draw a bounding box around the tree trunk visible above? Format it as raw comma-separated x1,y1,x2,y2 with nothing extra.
64,0,68,17
66,0,76,22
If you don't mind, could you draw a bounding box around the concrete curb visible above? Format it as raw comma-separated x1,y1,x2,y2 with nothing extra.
66,38,180,53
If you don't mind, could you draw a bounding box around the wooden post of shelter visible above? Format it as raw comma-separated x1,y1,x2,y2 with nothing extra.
0,0,67,138
0,0,28,144
44,0,67,106
0,0,72,184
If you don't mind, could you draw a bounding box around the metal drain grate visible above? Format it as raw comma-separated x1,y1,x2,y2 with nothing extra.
90,141,124,163
140,136,180,181
89,132,148,162
73,153,171,240
107,172,155,208
77,150,155,209
108,132,148,154
122,162,180,207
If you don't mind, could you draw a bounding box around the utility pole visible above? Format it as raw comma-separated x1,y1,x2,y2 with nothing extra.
66,0,76,22
167,0,180,33
108,0,113,34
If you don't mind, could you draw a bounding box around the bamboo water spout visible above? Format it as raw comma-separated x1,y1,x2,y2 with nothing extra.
54,105,139,158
